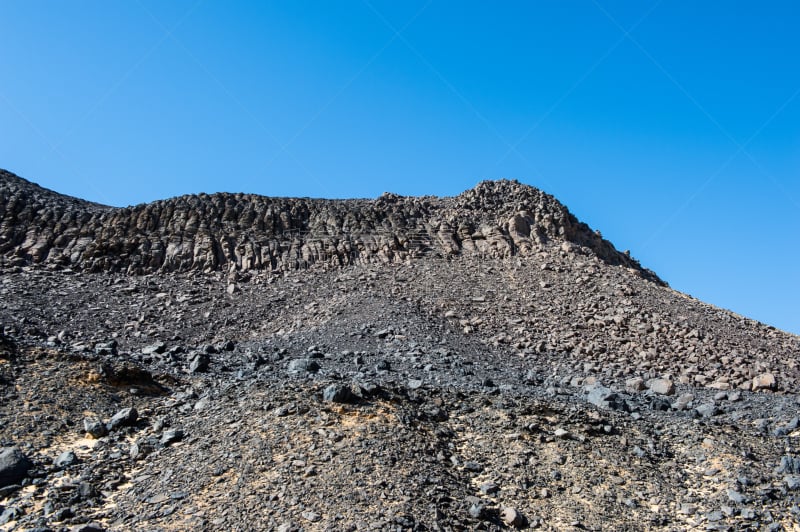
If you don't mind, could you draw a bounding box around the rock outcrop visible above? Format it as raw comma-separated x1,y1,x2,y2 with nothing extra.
0,170,659,281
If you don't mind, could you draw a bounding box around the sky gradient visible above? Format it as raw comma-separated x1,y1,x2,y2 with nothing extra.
1,1,798,334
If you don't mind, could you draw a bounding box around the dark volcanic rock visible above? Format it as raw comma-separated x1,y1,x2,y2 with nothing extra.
0,447,32,488
107,407,138,431
0,170,656,279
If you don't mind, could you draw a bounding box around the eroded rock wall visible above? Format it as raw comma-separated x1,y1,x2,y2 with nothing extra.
0,170,658,281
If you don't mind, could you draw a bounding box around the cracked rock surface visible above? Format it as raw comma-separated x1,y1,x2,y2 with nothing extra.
1,171,799,531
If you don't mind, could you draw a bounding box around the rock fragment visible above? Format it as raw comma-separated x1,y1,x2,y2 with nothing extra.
0,447,32,488
107,407,138,431
647,378,675,396
752,373,776,391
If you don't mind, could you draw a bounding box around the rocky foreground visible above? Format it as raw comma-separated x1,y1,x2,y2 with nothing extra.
1,171,799,531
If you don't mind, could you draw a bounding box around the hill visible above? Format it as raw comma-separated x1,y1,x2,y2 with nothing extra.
0,169,798,531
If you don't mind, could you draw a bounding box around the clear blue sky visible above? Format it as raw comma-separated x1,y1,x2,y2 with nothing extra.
1,1,798,334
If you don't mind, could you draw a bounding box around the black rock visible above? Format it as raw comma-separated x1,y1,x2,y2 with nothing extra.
323,384,355,404
0,506,24,526
83,418,108,439
288,359,320,374
190,354,210,373
161,428,184,446
0,447,32,488
106,407,138,431
464,461,483,473
53,450,78,468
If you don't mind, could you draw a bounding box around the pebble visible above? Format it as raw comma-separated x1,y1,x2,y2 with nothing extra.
695,403,719,418
671,393,694,411
647,378,675,396
500,507,524,528
288,359,320,374
752,373,776,391
83,418,108,439
54,450,78,468
479,481,499,495
160,428,184,446
625,377,645,392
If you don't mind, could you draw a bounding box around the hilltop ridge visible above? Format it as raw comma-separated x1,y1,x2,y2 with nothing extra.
0,169,658,281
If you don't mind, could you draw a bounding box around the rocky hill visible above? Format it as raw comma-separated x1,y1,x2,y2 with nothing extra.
1,170,799,531
0,169,656,280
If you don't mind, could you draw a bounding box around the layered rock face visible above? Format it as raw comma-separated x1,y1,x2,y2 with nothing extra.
0,170,657,280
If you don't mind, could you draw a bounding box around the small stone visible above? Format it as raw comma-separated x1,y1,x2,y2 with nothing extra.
727,489,747,504
160,428,184,446
672,393,694,411
695,403,719,418
141,342,166,355
301,510,321,522
646,378,675,396
500,507,524,528
479,481,499,495
554,428,570,439
323,384,354,404
464,461,483,473
678,503,696,515
785,475,800,490
54,450,78,468
189,354,210,373
752,373,776,391
83,418,108,439
625,377,645,393
107,407,138,431
740,508,756,519
288,359,320,374
79,481,97,500
468,503,485,519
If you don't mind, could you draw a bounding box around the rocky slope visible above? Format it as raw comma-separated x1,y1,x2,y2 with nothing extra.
1,170,799,531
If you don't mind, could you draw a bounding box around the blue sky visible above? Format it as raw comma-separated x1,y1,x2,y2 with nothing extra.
1,1,798,334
